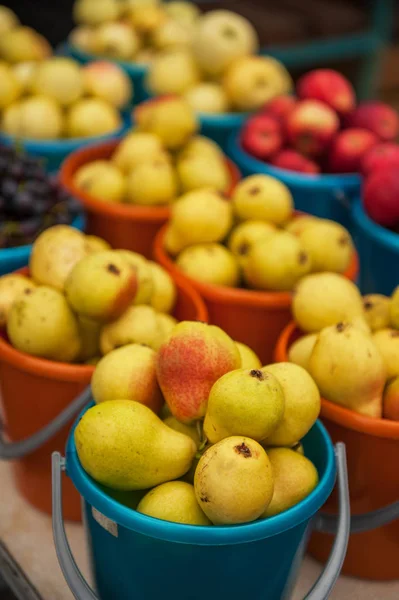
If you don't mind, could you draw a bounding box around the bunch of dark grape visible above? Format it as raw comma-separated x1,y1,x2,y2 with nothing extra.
0,145,82,248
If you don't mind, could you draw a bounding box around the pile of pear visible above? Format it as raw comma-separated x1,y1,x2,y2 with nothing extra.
288,271,399,421
0,224,178,365
73,97,234,206
165,185,355,292
76,319,321,527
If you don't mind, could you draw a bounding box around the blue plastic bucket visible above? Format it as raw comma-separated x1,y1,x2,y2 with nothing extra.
0,120,131,174
351,196,399,295
0,213,85,276
227,132,361,231
51,400,350,600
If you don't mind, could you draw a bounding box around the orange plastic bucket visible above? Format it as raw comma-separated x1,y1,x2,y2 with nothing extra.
153,226,359,365
0,267,208,520
275,321,399,580
60,140,241,259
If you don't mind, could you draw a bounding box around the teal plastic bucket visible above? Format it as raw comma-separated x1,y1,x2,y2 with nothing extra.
227,132,361,231
351,196,399,295
199,112,249,151
52,399,350,600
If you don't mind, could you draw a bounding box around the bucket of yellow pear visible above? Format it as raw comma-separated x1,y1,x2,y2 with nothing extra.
0,225,207,519
275,274,399,580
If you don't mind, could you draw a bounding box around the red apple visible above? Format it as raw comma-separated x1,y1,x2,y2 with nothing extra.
297,69,355,116
347,101,399,141
263,95,297,122
363,168,399,227
286,99,339,157
361,142,399,176
328,128,378,173
241,114,283,160
272,149,320,175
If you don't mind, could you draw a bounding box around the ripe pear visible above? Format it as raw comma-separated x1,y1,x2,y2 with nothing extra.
163,416,201,447
65,98,121,138
235,341,262,370
92,343,163,412
30,225,88,291
288,334,318,371
285,215,320,236
165,1,200,26
184,82,229,114
112,132,164,173
151,18,192,51
156,321,241,422
170,189,233,249
65,251,137,322
146,49,201,96
163,225,186,256
129,4,168,36
309,323,386,417
178,135,224,163
349,315,371,335
243,232,311,292
262,363,320,446
75,400,197,490
0,6,19,35
363,294,391,332
383,376,399,421
204,368,285,443
74,160,126,203
262,448,318,517
77,315,101,362
125,159,178,205
138,481,211,525
32,57,84,106
176,154,230,193
148,261,176,313
0,63,21,109
372,329,399,380
7,286,81,362
116,251,153,305
390,286,399,329
157,313,178,345
85,235,111,254
292,273,364,333
232,174,293,225
298,220,354,274
100,305,161,354
0,274,36,327
228,220,277,267
0,26,51,63
195,437,274,525
176,243,239,287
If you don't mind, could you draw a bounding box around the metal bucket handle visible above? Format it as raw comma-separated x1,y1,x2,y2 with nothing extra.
52,443,351,600
0,385,92,459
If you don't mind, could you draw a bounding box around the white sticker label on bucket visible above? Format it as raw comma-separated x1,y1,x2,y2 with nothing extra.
92,507,118,538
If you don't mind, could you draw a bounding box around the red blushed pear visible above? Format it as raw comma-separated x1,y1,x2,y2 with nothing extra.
383,376,399,421
241,114,283,160
272,149,320,175
363,168,399,228
328,128,378,174
286,99,339,157
297,69,355,117
346,101,399,142
156,321,241,423
263,95,297,122
361,143,399,177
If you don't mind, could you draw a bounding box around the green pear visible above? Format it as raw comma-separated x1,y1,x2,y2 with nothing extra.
372,329,399,380
235,341,262,370
204,368,285,443
100,305,161,354
309,323,386,417
363,294,391,332
65,251,137,321
0,273,36,327
75,400,197,490
148,261,177,314
262,448,318,517
288,334,318,371
138,481,211,525
7,285,81,362
262,363,320,447
163,416,201,448
194,436,274,524
116,250,153,305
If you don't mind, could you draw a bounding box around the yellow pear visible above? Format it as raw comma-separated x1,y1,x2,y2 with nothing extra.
0,274,36,327
176,243,239,287
309,323,386,417
32,57,84,106
138,481,211,525
146,49,201,96
74,161,126,203
184,82,229,114
116,250,153,305
390,286,399,329
228,220,276,267
297,219,354,274
204,368,285,443
288,334,318,371
7,286,81,362
125,159,178,205
178,135,224,163
262,448,318,517
235,342,262,370
383,376,399,421
292,273,364,333
176,153,230,193
112,132,164,173
363,294,391,332
372,329,399,380
77,315,101,362
75,400,197,490
163,225,186,256
156,313,178,346
163,416,201,448
148,261,176,313
84,235,111,253
194,437,274,524
30,225,88,291
100,305,161,353
232,174,293,225
284,215,320,236
262,363,320,447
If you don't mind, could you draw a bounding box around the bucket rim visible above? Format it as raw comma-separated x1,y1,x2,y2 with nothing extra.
228,131,362,190
351,196,399,252
153,225,359,308
60,141,240,223
275,321,399,440
66,405,336,546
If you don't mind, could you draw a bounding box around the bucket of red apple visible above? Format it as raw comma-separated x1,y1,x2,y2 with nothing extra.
228,68,399,232
351,145,399,295
60,96,241,260
274,273,399,580
153,172,359,365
